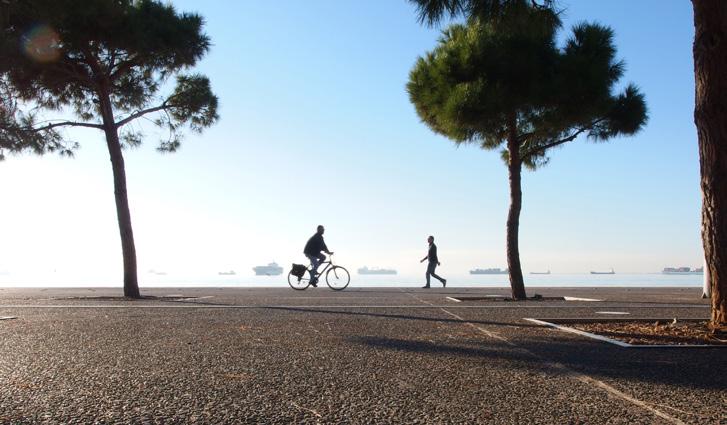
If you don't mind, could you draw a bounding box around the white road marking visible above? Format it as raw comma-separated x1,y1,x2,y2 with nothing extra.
564,296,603,302
596,311,631,315
402,290,688,424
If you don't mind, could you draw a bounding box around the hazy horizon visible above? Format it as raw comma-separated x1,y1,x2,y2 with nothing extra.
0,1,702,285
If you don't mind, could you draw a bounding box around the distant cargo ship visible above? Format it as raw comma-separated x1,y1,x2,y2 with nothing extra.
590,269,615,275
148,269,167,276
358,266,397,275
662,267,703,275
252,262,283,276
470,268,508,275
530,270,551,275
218,270,237,276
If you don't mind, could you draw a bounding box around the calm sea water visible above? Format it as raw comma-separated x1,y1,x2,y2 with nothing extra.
0,272,703,288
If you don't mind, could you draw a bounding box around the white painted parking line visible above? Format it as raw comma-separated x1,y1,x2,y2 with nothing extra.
563,296,603,302
0,316,17,320
596,311,631,315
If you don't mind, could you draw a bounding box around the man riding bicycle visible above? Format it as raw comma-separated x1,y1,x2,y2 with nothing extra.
304,225,333,287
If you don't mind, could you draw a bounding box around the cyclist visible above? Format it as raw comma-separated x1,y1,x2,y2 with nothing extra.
304,225,334,287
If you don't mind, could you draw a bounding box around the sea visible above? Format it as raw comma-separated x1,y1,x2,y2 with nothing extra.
0,271,704,288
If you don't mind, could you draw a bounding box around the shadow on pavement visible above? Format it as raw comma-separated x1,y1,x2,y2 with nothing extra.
263,306,542,328
348,334,727,391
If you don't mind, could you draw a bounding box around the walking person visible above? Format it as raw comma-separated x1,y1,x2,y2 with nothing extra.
420,235,446,288
304,225,333,287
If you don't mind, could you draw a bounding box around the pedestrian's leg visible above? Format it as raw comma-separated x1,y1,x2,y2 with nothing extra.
424,262,433,288
430,264,446,286
431,271,445,283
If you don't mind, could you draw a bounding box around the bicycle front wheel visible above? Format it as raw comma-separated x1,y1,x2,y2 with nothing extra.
326,266,350,290
288,270,310,290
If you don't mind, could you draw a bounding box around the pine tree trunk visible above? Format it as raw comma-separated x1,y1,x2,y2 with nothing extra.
99,91,140,299
693,0,727,329
506,122,527,300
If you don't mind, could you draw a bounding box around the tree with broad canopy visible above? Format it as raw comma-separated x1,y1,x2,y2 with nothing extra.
410,0,727,332
0,0,219,298
407,0,647,299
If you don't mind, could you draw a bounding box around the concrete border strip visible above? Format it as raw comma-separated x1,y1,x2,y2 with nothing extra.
526,318,631,347
524,318,726,349
177,296,214,301
0,316,17,320
563,296,603,302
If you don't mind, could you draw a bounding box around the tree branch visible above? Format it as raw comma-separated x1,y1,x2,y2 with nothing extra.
23,120,104,132
115,89,187,128
110,55,141,82
524,118,604,158
114,103,169,128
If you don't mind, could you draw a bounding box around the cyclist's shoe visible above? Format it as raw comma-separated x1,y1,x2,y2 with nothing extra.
310,278,318,287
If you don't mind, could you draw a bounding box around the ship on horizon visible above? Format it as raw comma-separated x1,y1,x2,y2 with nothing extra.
218,270,237,276
357,266,397,275
590,268,615,275
530,270,550,275
470,268,508,275
662,266,703,275
253,262,283,276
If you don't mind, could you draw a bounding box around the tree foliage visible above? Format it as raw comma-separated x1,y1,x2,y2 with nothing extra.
0,0,218,153
410,0,557,26
407,11,647,170
0,77,75,159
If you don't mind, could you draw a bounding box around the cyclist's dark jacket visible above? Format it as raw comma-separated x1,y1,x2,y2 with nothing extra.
304,233,328,256
427,243,438,263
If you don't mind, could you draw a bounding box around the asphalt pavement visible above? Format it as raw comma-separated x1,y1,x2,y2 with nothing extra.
0,287,722,424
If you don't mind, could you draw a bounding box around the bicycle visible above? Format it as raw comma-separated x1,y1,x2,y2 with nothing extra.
288,255,350,291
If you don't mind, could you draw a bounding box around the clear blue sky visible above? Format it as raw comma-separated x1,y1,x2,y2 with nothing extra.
0,0,700,279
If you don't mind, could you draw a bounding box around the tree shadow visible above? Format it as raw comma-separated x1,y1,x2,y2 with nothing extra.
263,306,543,328
347,334,727,390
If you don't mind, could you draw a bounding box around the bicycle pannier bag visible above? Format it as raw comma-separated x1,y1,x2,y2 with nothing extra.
291,264,307,278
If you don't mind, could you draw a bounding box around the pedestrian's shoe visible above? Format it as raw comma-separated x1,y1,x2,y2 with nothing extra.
421,285,430,289
442,279,447,288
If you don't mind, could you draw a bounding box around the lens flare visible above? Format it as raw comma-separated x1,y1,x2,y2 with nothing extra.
22,25,62,63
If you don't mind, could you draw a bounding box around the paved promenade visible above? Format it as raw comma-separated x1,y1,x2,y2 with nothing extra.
0,287,723,424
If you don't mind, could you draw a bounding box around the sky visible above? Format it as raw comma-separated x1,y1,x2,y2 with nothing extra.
0,0,702,281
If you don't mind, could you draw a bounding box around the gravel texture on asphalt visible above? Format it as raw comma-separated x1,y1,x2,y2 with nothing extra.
0,287,722,424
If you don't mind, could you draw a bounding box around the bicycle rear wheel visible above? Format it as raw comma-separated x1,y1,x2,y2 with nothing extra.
326,266,350,290
288,270,310,290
